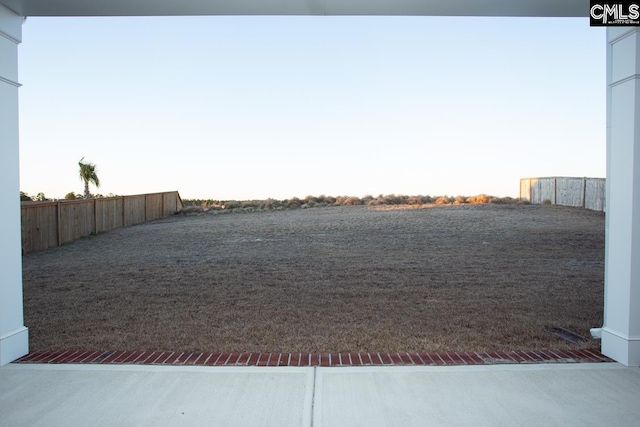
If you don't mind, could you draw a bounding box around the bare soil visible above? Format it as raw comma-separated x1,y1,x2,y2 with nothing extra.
22,204,605,353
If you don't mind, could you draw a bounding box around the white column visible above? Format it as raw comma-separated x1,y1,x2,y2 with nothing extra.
602,28,640,367
0,4,28,366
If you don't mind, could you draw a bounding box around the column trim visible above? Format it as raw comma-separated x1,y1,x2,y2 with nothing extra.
602,328,640,366
609,74,640,88
609,28,637,44
601,327,640,342
0,75,21,87
0,28,19,43
0,326,29,366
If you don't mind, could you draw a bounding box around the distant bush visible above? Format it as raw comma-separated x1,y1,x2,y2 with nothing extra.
361,194,374,203
434,196,452,205
453,196,466,205
286,197,302,208
180,192,523,215
259,198,282,210
334,196,348,205
304,195,318,205
408,196,425,205
343,196,362,206
380,194,406,205
224,201,241,210
466,194,491,204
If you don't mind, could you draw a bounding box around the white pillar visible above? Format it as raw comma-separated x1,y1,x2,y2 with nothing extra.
0,4,28,366
602,28,640,367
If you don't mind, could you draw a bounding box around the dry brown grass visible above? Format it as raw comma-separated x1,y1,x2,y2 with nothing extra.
22,204,604,353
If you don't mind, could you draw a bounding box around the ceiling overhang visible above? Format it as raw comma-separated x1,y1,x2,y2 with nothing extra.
0,0,587,18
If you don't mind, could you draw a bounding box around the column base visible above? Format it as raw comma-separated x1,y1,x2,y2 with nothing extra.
601,327,640,367
0,326,28,366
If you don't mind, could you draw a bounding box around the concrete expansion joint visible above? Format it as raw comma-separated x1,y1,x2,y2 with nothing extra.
310,367,318,427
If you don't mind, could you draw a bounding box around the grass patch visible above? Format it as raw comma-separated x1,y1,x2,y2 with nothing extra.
22,204,604,354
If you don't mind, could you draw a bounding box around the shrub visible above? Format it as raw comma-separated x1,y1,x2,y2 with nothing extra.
367,197,385,206
286,197,302,208
453,195,466,205
434,195,452,205
361,195,375,204
224,201,241,210
467,194,491,204
260,198,282,210
32,192,48,202
304,195,318,204
382,194,400,205
334,196,348,205
408,195,426,205
343,196,362,205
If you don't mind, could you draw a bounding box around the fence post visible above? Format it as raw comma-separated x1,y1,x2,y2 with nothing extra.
93,198,97,233
519,179,522,201
583,177,587,209
56,201,61,247
553,177,557,206
122,196,126,227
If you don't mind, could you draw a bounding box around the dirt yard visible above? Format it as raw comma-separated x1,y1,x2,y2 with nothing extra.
22,204,605,353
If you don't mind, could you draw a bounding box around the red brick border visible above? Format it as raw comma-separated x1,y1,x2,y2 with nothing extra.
15,348,612,366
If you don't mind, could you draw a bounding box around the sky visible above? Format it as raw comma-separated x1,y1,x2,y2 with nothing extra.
18,16,606,201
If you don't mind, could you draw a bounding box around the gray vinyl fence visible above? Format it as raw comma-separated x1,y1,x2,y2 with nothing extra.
519,177,605,211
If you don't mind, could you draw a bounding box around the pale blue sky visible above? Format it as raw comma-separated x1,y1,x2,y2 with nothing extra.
18,16,605,200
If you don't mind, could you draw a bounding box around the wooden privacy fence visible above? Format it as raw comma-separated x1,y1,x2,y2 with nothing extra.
519,177,605,211
21,191,183,254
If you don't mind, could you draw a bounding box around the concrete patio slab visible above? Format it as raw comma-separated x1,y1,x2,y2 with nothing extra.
1,363,639,426
0,364,313,427
314,364,640,427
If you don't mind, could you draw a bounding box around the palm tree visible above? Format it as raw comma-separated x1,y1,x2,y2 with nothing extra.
78,157,100,199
